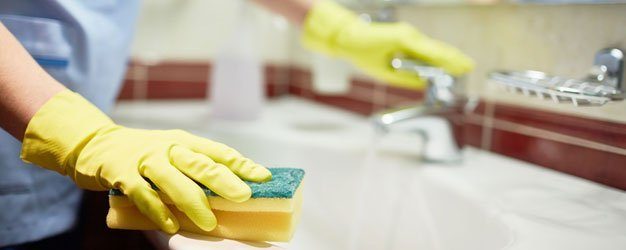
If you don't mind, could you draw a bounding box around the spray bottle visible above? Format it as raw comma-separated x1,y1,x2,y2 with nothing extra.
210,1,264,120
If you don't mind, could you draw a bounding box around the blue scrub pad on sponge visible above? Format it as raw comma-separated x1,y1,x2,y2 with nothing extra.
247,168,305,198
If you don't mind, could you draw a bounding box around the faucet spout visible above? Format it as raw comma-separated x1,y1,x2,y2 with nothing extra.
371,104,462,163
371,58,466,163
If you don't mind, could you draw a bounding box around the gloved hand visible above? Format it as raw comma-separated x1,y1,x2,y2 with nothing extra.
302,0,474,89
20,90,272,234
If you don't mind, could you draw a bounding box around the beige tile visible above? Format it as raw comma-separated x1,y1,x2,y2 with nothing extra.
131,0,294,64
395,4,626,123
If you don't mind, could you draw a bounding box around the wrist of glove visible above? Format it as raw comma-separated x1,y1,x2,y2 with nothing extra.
301,0,475,89
21,90,272,234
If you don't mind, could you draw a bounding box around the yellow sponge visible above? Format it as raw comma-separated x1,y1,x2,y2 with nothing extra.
106,168,305,242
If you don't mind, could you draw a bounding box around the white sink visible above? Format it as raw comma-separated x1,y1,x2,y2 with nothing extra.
112,97,626,250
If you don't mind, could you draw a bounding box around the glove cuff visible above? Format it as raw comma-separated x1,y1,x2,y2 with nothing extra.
21,90,114,175
301,0,358,56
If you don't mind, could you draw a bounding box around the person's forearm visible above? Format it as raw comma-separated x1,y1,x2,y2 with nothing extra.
0,23,66,141
251,0,316,25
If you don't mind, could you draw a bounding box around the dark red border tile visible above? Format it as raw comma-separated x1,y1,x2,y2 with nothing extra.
604,154,626,190
117,79,135,100
463,122,483,148
489,103,626,190
266,83,284,98
494,103,626,148
146,80,207,99
148,61,210,82
489,128,624,189
264,65,289,86
351,78,377,90
265,65,291,98
385,84,424,101
288,67,312,87
287,82,312,98
471,100,488,116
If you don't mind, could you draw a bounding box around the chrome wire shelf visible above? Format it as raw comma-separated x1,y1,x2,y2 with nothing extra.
489,48,624,107
490,70,622,106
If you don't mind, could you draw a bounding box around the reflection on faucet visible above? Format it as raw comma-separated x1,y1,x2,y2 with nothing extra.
371,58,468,163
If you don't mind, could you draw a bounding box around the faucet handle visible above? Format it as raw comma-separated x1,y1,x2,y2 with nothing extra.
390,58,462,107
590,48,624,92
391,58,446,78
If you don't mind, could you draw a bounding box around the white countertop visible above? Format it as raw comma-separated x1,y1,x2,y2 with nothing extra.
112,97,626,250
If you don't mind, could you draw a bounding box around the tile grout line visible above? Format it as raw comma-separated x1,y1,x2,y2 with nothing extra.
480,100,495,151
466,113,626,157
132,64,148,100
372,83,387,111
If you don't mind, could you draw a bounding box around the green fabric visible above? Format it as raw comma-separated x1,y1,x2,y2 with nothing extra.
110,168,305,199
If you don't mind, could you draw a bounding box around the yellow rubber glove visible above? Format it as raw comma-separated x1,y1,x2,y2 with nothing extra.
20,90,272,234
302,0,474,89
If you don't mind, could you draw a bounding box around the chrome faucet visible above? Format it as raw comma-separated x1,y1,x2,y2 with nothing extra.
371,58,466,163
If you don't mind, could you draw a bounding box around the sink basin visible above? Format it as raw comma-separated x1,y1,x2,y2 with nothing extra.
112,97,626,250
189,132,512,250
